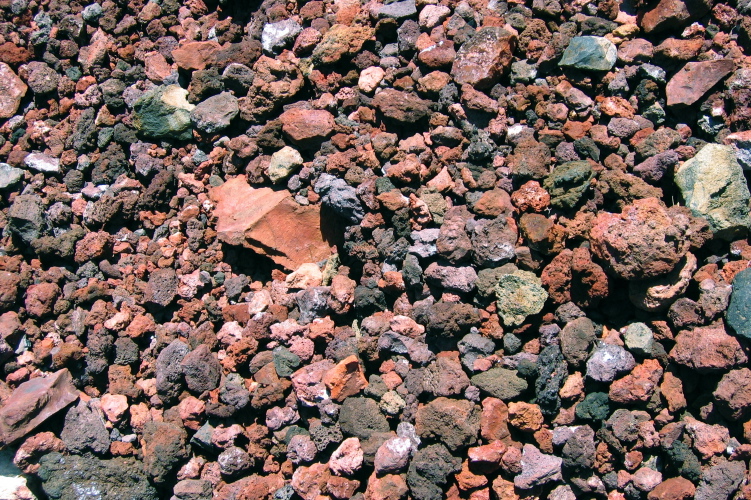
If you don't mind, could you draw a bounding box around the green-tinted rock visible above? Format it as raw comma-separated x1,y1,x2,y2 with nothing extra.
575,391,611,421
543,160,594,209
132,85,195,141
273,346,300,377
268,146,303,183
494,270,548,326
471,367,528,400
559,36,617,71
675,144,751,240
727,267,751,341
624,322,654,357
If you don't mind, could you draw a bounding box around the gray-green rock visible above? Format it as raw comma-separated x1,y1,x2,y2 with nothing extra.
190,92,239,134
36,452,157,500
133,84,195,141
543,160,594,209
495,270,548,326
559,36,617,71
268,146,304,183
471,367,528,400
624,322,654,357
575,392,610,421
0,163,23,189
675,143,751,240
727,267,751,341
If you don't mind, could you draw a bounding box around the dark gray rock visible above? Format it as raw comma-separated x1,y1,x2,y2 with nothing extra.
535,345,567,416
156,340,189,403
296,286,331,324
314,173,365,223
695,458,745,500
471,367,528,399
36,452,157,500
339,397,390,440
407,443,461,500
562,425,596,473
8,195,45,245
190,92,239,134
727,267,751,340
61,400,110,455
181,344,221,394
560,317,596,367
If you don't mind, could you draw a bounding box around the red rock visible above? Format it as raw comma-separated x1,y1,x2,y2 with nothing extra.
480,397,511,442
589,197,691,280
178,396,205,431
13,431,65,474
0,272,20,309
312,24,374,65
456,460,488,490
210,177,336,271
372,89,431,124
0,42,32,66
172,41,221,71
451,26,517,89
639,0,712,33
24,282,60,318
327,475,360,499
684,417,729,459
670,324,747,372
374,436,412,474
609,359,663,404
660,370,687,413
468,440,507,474
511,181,550,213
278,108,335,148
508,402,544,432
418,40,457,68
474,188,515,217
74,230,112,263
291,462,331,500
0,62,27,119
666,59,735,108
647,477,696,500
323,355,368,402
654,38,704,63
0,369,78,446
290,360,335,406
364,473,409,500
713,368,751,421
329,437,363,476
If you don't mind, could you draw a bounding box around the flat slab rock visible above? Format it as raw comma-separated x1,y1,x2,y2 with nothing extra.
210,176,337,271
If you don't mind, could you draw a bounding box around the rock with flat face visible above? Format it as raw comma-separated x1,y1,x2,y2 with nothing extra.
0,62,26,119
210,177,337,271
639,0,712,33
0,369,78,446
559,36,617,71
451,27,517,89
666,59,735,108
674,144,750,239
132,85,195,141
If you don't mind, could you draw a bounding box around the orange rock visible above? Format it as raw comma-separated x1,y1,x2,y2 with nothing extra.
210,177,337,271
647,477,695,500
323,355,368,402
508,402,544,432
171,41,221,71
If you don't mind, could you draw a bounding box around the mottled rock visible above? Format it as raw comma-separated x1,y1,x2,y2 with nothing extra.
670,324,747,372
514,444,563,489
559,36,617,71
451,27,517,89
495,270,548,326
190,92,239,134
586,342,636,383
0,63,27,119
471,368,528,400
415,397,480,451
133,85,195,141
543,161,594,210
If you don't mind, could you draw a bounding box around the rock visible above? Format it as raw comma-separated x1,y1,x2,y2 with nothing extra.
132,85,195,141
589,197,691,280
423,351,470,397
374,437,413,474
561,425,595,473
279,108,335,149
724,130,751,170
471,368,528,400
451,26,517,89
586,342,636,383
675,144,750,239
312,25,374,65
0,369,78,446
728,268,751,340
190,92,239,134
415,397,480,451
323,355,368,402
514,444,563,489
575,392,611,421
407,443,461,500
8,195,45,245
670,324,747,372
639,0,712,33
173,479,213,500
141,421,188,484
0,163,23,190
609,358,663,403
372,89,430,123
358,66,385,94
543,161,594,209
60,400,109,455
647,477,696,500
666,59,735,108
210,177,336,271
155,340,189,403
508,402,544,432
713,368,751,421
314,173,365,223
339,397,390,440
494,270,548,326
0,62,27,119
262,19,302,55
267,146,303,184
22,61,58,95
146,268,178,307
623,322,655,357
559,36,617,71
377,0,417,19
36,452,157,500
560,317,597,367
171,41,220,71
291,462,331,500
181,344,222,394
328,437,363,476
291,360,334,407
470,217,518,267
535,345,567,416
424,263,477,293
694,458,745,500
629,253,697,312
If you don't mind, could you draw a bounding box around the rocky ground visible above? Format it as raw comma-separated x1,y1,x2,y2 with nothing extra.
0,0,750,498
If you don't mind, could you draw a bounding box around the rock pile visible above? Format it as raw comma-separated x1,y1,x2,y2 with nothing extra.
0,0,750,498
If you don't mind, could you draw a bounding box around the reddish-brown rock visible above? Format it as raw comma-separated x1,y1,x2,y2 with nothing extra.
670,324,747,372
666,59,735,108
639,0,712,33
171,41,221,70
610,359,663,404
24,282,60,318
278,108,336,148
0,369,78,446
451,26,517,89
210,177,336,271
323,355,368,402
647,477,695,500
0,62,27,119
713,368,751,421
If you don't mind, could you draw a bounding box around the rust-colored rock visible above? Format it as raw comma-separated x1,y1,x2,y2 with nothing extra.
323,355,368,402
210,177,337,271
666,59,735,108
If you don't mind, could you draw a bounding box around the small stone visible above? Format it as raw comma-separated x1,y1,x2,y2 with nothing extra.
514,444,563,489
323,355,368,402
358,66,385,93
586,342,636,383
23,152,60,173
312,24,374,65
180,344,221,394
415,397,480,451
675,144,751,240
262,19,302,55
268,146,303,184
0,163,23,190
133,85,195,141
190,92,239,134
329,437,363,476
623,322,655,357
559,36,617,71
713,368,751,421
0,62,27,119
670,324,747,372
374,437,413,474
471,368,529,400
543,161,594,209
495,270,548,326
508,402,544,432
279,108,336,149
451,27,517,89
